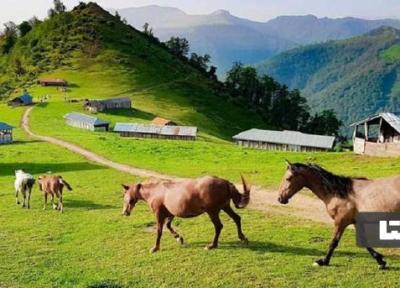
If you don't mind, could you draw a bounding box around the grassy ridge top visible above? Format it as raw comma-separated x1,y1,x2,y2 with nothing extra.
0,2,265,139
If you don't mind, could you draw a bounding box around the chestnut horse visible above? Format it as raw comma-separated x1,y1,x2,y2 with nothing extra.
122,176,250,253
38,175,73,213
277,161,400,269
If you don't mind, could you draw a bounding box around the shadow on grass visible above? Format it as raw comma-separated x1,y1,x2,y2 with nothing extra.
87,280,123,288
64,199,117,210
8,140,43,145
0,162,105,176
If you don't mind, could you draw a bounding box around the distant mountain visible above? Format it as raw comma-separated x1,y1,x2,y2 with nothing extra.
113,6,400,77
256,27,400,132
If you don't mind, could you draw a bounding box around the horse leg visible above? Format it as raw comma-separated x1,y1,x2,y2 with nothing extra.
43,193,48,210
15,188,20,205
21,189,26,208
166,216,184,245
150,213,167,253
27,188,31,209
51,194,57,210
223,205,248,244
205,211,223,250
314,223,346,266
366,247,386,269
58,191,64,213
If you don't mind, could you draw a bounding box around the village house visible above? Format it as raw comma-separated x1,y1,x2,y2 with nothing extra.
0,122,14,144
64,112,110,131
232,129,335,152
7,93,33,107
84,97,132,112
38,79,68,87
351,112,400,157
114,123,197,140
151,117,177,126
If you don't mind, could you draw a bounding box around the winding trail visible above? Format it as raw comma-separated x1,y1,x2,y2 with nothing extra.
22,107,331,224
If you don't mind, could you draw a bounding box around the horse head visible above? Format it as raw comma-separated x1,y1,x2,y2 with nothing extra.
278,160,307,204
122,183,142,216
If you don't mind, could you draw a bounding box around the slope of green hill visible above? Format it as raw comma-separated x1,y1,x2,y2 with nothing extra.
0,2,265,139
256,27,400,132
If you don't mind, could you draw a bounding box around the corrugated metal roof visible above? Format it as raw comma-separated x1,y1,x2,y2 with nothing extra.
0,122,14,130
19,94,32,103
350,112,400,134
64,112,109,126
232,129,335,149
114,123,197,137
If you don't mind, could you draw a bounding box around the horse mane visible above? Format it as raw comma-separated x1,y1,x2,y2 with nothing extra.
293,163,367,198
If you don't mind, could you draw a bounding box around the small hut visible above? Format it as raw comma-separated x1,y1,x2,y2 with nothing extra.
114,123,197,140
351,112,400,157
64,112,110,131
151,117,177,126
38,79,68,87
84,97,132,112
8,93,33,107
0,122,14,144
233,129,335,152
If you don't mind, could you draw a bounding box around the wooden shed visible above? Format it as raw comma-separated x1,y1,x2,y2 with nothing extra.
84,97,132,112
351,112,400,157
233,129,335,152
0,122,14,144
64,112,110,131
114,123,197,140
38,79,68,87
8,93,33,107
151,117,177,126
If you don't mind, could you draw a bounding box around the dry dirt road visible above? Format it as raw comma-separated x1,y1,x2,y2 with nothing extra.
22,107,331,224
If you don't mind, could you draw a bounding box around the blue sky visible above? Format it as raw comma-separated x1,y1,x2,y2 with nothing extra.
0,0,399,27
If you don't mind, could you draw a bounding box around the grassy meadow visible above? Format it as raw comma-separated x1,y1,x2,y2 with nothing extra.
2,105,400,287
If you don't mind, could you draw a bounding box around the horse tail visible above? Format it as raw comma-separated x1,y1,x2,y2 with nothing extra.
59,177,73,191
230,175,250,209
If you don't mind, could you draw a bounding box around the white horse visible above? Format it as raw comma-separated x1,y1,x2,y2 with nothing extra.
15,170,35,209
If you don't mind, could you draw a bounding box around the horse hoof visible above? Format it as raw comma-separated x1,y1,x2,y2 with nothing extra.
313,259,328,267
241,238,249,245
379,261,387,270
176,237,184,245
150,247,159,254
205,244,217,250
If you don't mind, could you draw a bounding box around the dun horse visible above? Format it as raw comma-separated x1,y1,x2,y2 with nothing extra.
38,175,73,213
15,170,35,209
277,161,399,269
122,176,250,253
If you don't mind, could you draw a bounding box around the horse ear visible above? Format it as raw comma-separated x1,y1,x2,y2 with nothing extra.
136,183,142,191
121,184,129,191
285,159,292,169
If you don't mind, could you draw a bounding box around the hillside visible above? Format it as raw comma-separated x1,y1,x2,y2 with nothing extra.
257,27,400,132
115,6,400,76
0,2,266,139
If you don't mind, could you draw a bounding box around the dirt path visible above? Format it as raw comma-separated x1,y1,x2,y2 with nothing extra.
22,107,332,224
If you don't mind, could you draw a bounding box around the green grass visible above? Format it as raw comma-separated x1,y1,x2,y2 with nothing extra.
2,106,400,287
382,44,400,63
28,99,400,189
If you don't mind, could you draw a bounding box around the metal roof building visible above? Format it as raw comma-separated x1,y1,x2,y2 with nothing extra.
8,93,33,107
351,112,400,157
84,97,132,112
0,122,14,144
114,123,197,140
64,112,110,131
233,129,335,152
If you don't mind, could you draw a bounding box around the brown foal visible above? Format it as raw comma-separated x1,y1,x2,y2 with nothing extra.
122,176,250,253
38,175,73,213
277,161,400,269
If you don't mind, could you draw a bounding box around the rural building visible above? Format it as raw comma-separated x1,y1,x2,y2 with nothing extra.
7,93,33,107
64,112,110,131
38,79,68,87
0,122,14,144
151,117,177,126
84,97,132,112
114,123,197,140
233,129,335,152
351,112,400,157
